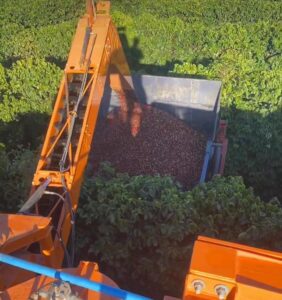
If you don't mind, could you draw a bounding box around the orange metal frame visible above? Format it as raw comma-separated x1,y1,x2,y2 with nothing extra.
0,0,137,290
32,0,135,267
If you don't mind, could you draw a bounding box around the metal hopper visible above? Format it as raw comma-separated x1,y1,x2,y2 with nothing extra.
99,74,227,186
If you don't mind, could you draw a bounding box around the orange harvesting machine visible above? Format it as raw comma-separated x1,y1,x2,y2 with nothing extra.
0,1,281,300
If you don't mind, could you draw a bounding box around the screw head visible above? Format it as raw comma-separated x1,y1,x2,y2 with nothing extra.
192,280,205,295
215,285,229,300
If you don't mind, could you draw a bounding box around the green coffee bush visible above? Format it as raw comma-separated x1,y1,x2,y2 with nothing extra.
0,146,36,212
112,0,282,24
77,164,282,298
0,58,61,122
0,0,83,28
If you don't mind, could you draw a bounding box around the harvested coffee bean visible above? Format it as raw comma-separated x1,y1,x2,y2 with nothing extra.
90,105,207,189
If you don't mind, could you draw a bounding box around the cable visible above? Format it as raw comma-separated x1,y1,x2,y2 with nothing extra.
59,31,96,173
44,190,65,204
45,192,66,218
44,190,74,267
53,228,72,268
60,176,76,267
54,31,96,266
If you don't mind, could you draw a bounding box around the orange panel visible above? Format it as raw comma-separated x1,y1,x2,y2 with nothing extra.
0,214,54,289
0,214,51,253
183,236,282,300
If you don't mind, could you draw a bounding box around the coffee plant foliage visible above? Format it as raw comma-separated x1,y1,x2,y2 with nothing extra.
0,58,61,122
77,163,282,297
0,144,37,212
0,21,76,63
0,0,83,28
112,0,282,24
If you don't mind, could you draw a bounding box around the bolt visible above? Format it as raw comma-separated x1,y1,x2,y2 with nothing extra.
192,280,205,295
215,285,229,300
